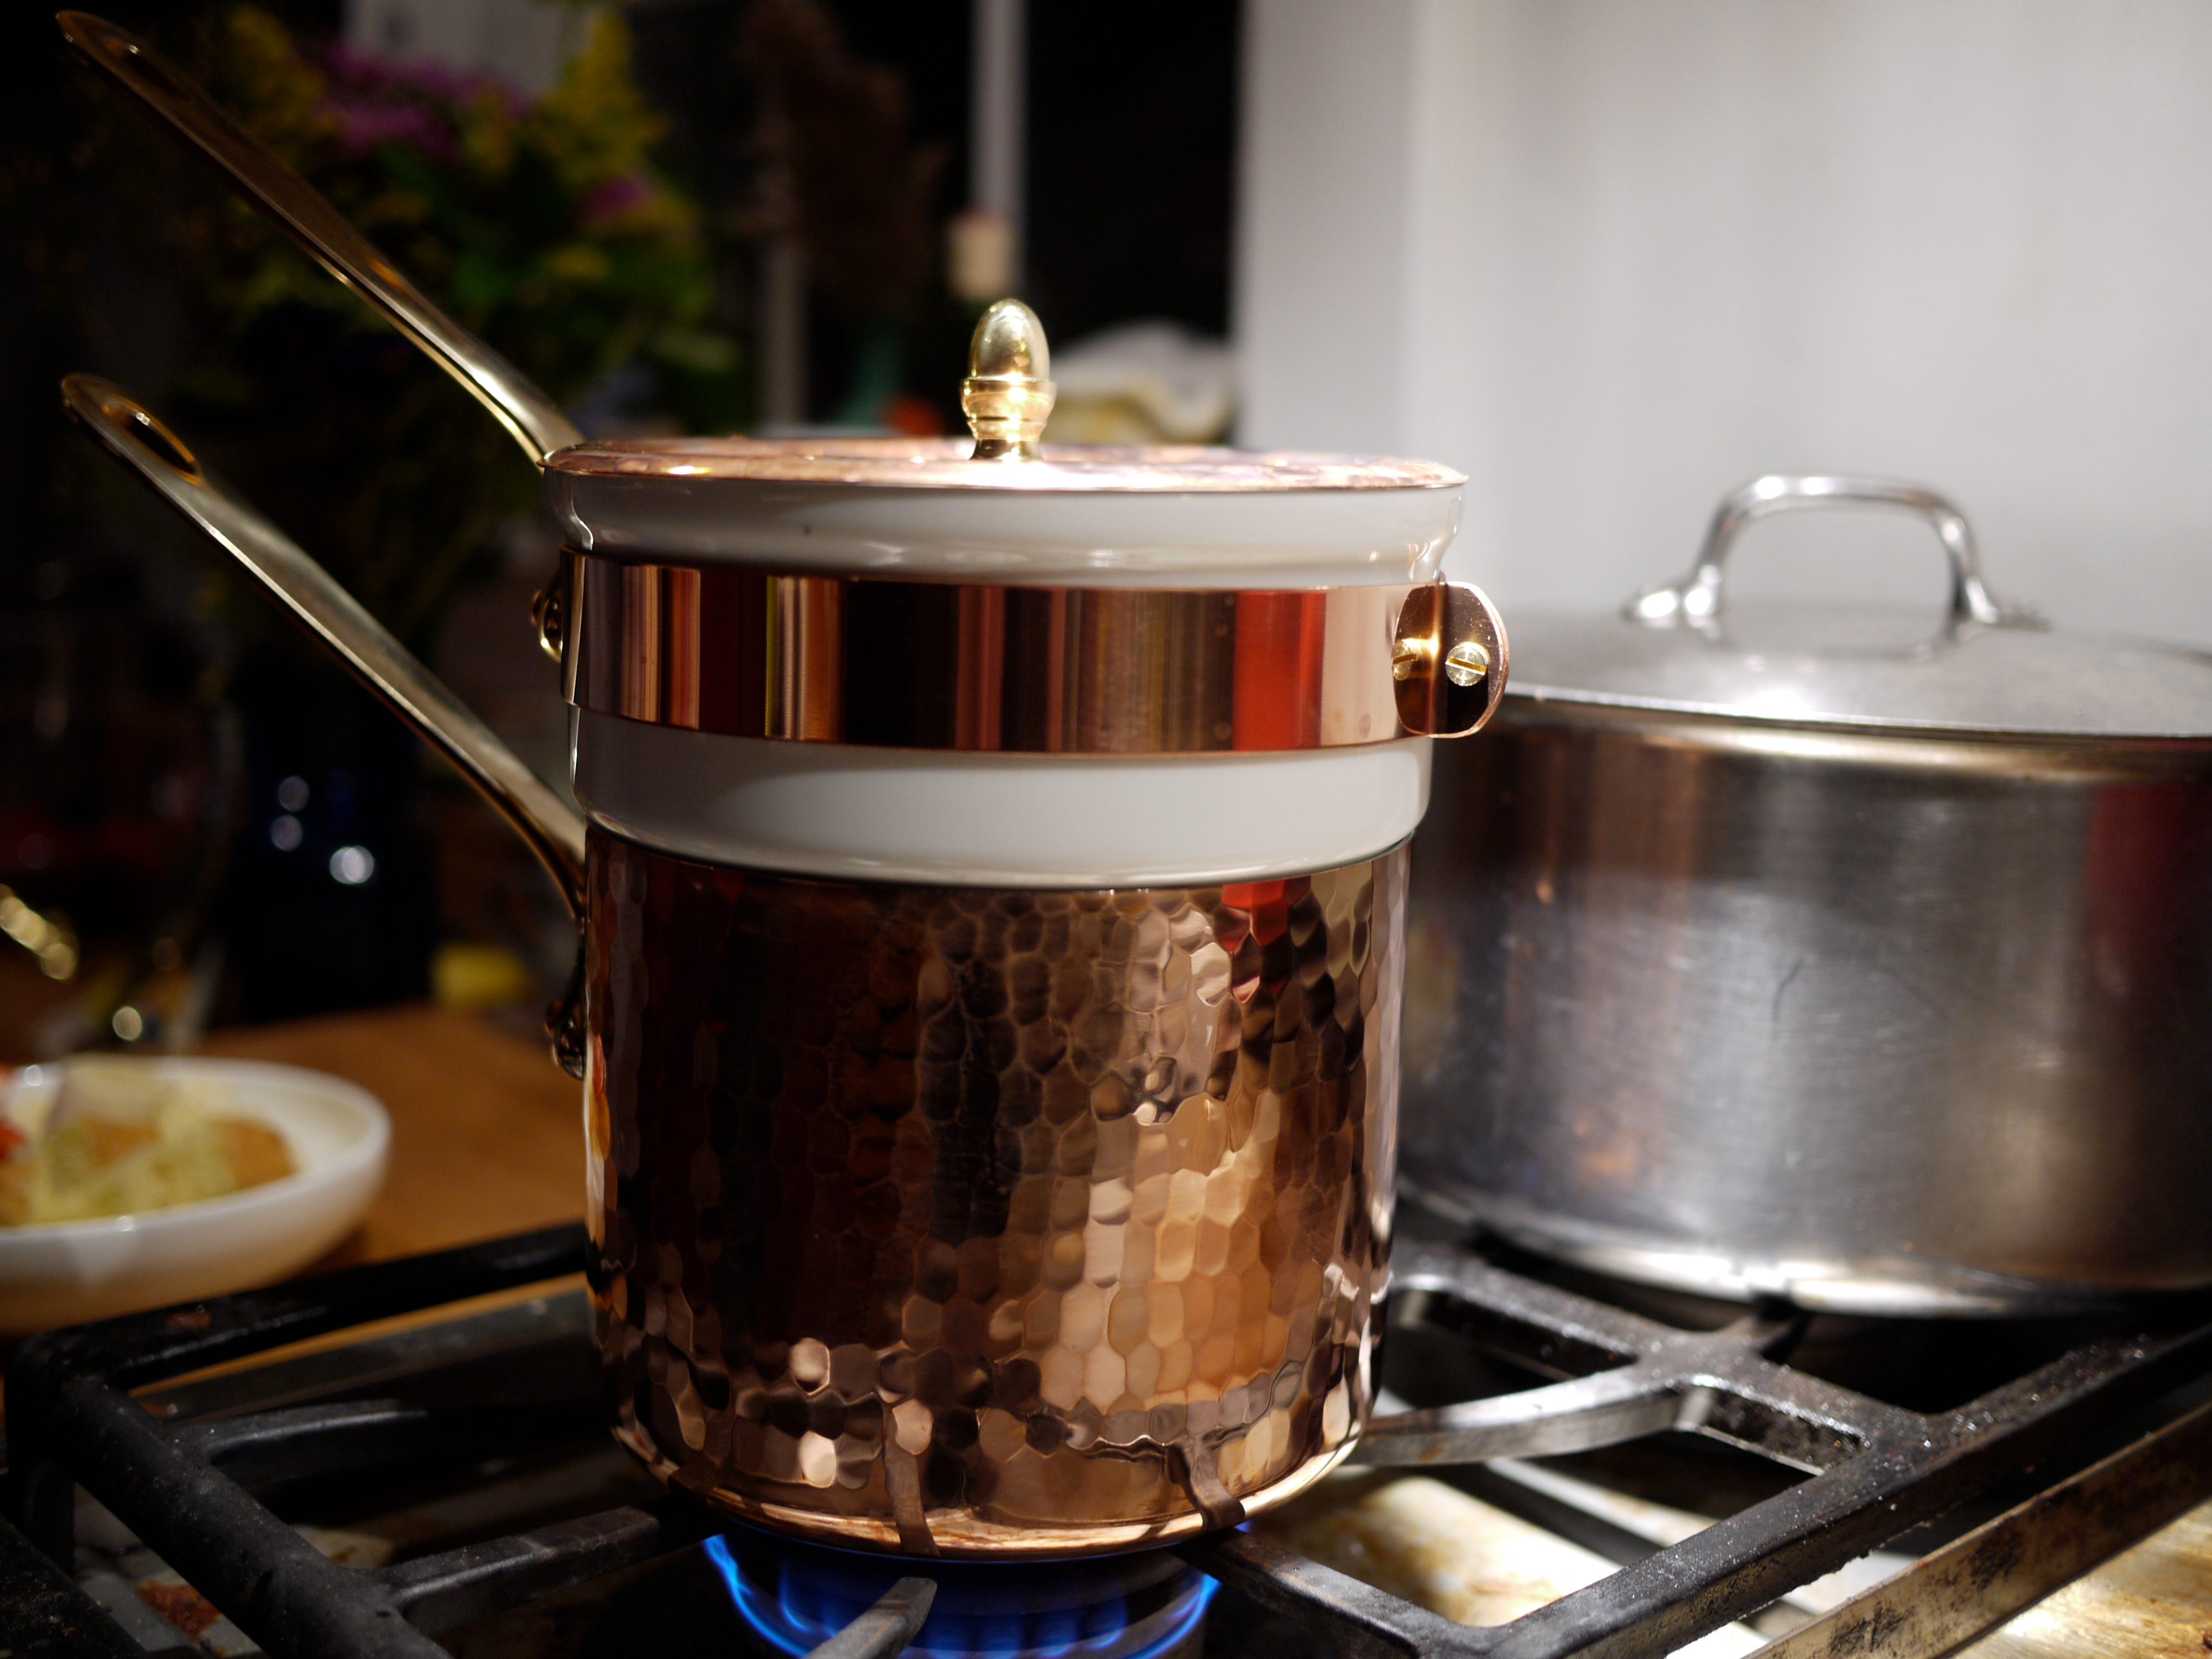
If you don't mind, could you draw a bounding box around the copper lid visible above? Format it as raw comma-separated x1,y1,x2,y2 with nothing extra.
543,301,1461,494
543,302,1470,587
542,436,1462,492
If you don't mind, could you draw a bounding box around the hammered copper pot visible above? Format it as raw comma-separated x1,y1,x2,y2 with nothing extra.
588,835,1406,1553
62,14,1510,1558
67,362,1497,1556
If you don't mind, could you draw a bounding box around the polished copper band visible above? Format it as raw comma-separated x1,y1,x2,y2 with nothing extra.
561,551,1507,754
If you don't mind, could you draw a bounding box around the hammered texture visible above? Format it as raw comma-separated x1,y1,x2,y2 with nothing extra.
583,830,1405,1555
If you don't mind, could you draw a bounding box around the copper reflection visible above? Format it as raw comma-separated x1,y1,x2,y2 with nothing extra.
585,830,1407,1555
566,554,1507,753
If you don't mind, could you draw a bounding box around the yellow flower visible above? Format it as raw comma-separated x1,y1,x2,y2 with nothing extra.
528,13,667,194
220,6,332,160
460,87,519,182
546,243,613,286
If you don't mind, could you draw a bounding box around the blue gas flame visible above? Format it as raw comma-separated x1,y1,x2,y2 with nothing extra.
703,1530,1217,1659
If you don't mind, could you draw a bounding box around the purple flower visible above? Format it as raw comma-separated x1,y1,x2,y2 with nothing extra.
324,41,520,109
583,174,655,227
321,96,455,161
314,42,526,161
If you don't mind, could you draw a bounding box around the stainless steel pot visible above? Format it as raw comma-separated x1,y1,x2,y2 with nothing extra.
1406,476,2212,1314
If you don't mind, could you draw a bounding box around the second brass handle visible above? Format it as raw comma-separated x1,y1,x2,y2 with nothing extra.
60,374,590,921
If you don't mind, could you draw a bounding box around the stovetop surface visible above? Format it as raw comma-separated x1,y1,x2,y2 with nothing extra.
5,1219,2210,1659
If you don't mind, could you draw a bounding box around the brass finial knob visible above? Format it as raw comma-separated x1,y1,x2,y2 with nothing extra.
963,298,1056,460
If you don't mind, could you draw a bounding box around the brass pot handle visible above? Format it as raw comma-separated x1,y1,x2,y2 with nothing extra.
58,12,581,468
1627,474,2043,633
60,375,590,924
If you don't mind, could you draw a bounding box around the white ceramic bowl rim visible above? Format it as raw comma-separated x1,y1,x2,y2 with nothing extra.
0,1058,390,1240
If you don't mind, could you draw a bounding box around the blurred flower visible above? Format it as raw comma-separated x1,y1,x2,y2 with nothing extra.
582,173,655,228
334,103,439,159
176,6,747,647
208,7,724,405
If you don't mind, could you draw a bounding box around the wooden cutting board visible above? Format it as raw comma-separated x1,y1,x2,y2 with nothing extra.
199,1003,583,1267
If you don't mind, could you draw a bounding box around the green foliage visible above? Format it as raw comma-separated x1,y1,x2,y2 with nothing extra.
176,7,745,648
213,6,731,404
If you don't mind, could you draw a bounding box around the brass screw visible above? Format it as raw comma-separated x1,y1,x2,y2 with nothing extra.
1390,638,1430,682
1444,641,1491,687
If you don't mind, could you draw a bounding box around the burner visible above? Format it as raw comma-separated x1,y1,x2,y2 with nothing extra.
6,1223,2210,1658
705,1531,1214,1659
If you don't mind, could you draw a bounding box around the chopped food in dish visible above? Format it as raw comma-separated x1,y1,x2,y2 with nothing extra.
0,1060,295,1225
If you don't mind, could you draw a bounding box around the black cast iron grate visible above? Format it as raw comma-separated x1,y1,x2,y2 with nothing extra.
6,1225,2212,1659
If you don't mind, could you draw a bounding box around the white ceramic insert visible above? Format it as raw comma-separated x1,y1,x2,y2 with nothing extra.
572,711,1432,887
550,429,1471,886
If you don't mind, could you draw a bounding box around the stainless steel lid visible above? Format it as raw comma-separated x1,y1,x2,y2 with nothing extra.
1507,476,2212,742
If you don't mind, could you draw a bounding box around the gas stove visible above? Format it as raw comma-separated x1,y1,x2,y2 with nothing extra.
5,1220,2209,1658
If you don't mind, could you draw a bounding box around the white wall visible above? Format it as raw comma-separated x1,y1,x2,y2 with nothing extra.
1238,1,2212,644
345,0,598,98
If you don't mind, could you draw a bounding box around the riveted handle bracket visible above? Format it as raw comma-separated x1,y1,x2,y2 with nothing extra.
1393,581,1510,737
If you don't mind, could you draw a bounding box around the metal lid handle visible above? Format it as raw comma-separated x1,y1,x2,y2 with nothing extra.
962,298,1056,460
1626,475,2041,632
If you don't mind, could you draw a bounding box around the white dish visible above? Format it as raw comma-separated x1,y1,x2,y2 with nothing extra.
0,1057,390,1332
